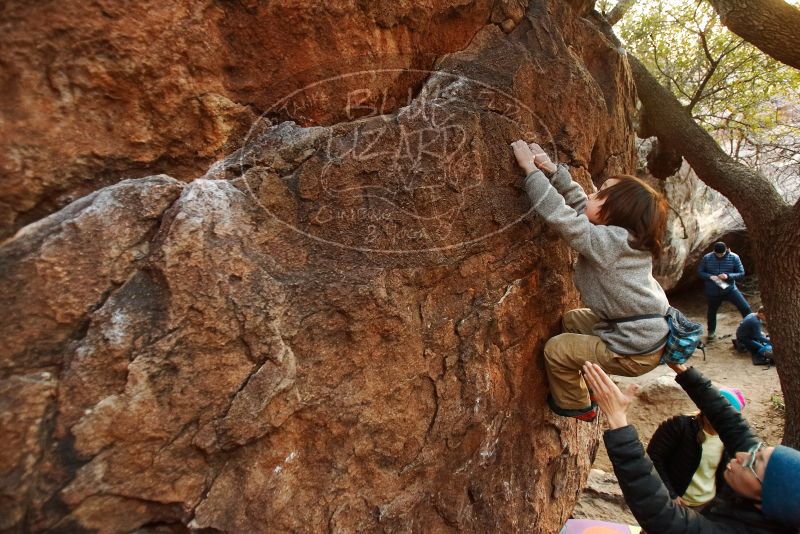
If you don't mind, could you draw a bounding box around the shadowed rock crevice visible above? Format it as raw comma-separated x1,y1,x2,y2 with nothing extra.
0,177,185,379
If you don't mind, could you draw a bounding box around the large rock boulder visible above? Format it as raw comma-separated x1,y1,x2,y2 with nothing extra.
653,163,745,292
1,3,639,532
1,0,526,240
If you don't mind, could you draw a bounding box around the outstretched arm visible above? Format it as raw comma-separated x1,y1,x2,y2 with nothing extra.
668,364,759,457
527,143,588,213
511,141,615,265
549,165,588,213
584,363,713,533
523,170,617,265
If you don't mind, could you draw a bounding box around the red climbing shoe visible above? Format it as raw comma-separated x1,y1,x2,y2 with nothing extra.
548,395,598,422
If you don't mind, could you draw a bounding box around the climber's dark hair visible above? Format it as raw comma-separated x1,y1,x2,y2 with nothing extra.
596,175,668,258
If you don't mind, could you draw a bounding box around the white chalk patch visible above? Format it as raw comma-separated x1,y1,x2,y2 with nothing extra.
273,451,298,475
104,309,129,345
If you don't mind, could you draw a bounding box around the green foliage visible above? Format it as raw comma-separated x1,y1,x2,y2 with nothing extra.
772,391,786,413
604,0,800,181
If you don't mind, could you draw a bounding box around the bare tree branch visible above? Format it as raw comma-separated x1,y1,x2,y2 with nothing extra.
707,0,800,70
687,29,723,112
647,34,694,102
628,54,789,228
607,0,638,25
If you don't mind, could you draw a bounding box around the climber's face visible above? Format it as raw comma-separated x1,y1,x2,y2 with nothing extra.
586,178,618,224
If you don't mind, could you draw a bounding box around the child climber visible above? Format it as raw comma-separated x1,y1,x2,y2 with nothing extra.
511,140,670,421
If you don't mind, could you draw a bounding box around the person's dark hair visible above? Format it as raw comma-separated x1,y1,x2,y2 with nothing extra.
596,175,668,258
696,412,708,443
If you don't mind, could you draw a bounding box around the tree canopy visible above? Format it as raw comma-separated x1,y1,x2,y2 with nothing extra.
599,0,800,200
596,0,800,446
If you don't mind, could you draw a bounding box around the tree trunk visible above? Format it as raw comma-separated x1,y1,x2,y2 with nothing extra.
756,206,800,447
706,0,800,70
627,54,800,447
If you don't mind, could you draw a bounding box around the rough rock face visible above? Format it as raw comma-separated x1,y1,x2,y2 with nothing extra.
0,0,525,240
1,2,639,532
652,166,741,291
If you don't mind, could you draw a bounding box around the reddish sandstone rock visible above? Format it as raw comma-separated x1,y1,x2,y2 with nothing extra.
1,2,639,532
0,0,508,239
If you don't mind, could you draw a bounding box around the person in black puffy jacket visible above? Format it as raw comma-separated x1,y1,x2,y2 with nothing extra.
646,387,744,508
581,361,800,533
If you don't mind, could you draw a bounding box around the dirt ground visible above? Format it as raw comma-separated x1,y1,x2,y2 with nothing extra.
591,288,785,472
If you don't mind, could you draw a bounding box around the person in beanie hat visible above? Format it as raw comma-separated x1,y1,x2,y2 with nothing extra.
583,361,798,533
698,241,752,341
761,445,800,527
719,387,746,411
648,387,747,509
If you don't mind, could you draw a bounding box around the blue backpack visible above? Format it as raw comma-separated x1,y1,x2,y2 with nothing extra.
661,307,706,364
606,307,705,364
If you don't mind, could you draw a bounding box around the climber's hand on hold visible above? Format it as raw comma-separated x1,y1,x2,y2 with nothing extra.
527,142,557,173
511,140,537,175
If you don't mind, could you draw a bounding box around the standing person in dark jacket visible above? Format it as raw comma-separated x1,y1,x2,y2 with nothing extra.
582,361,800,533
647,387,745,509
698,242,751,340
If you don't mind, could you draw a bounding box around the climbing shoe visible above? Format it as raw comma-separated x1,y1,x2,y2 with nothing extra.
548,395,598,422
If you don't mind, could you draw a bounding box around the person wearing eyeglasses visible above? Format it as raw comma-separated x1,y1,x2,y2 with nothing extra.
582,361,800,533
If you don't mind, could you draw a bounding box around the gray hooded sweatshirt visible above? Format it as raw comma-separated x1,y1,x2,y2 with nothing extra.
524,164,669,355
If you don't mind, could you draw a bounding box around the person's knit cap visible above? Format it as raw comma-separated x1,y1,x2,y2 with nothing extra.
719,387,745,412
762,445,800,527
713,241,727,253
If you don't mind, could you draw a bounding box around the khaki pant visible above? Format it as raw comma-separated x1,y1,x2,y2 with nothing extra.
544,308,663,410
